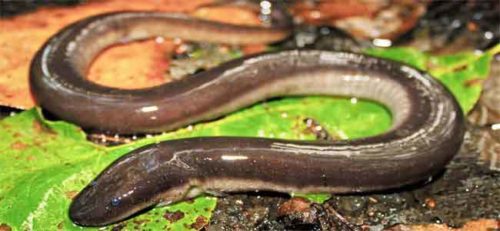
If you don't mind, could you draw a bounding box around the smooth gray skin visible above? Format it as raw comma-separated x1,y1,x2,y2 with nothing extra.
29,11,464,227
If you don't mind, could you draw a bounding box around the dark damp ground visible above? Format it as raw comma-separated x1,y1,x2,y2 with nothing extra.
1,1,499,230
0,0,82,17
0,106,22,119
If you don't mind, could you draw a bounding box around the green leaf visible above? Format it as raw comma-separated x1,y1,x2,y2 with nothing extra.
365,47,428,69
291,193,332,204
0,46,496,230
366,46,497,113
